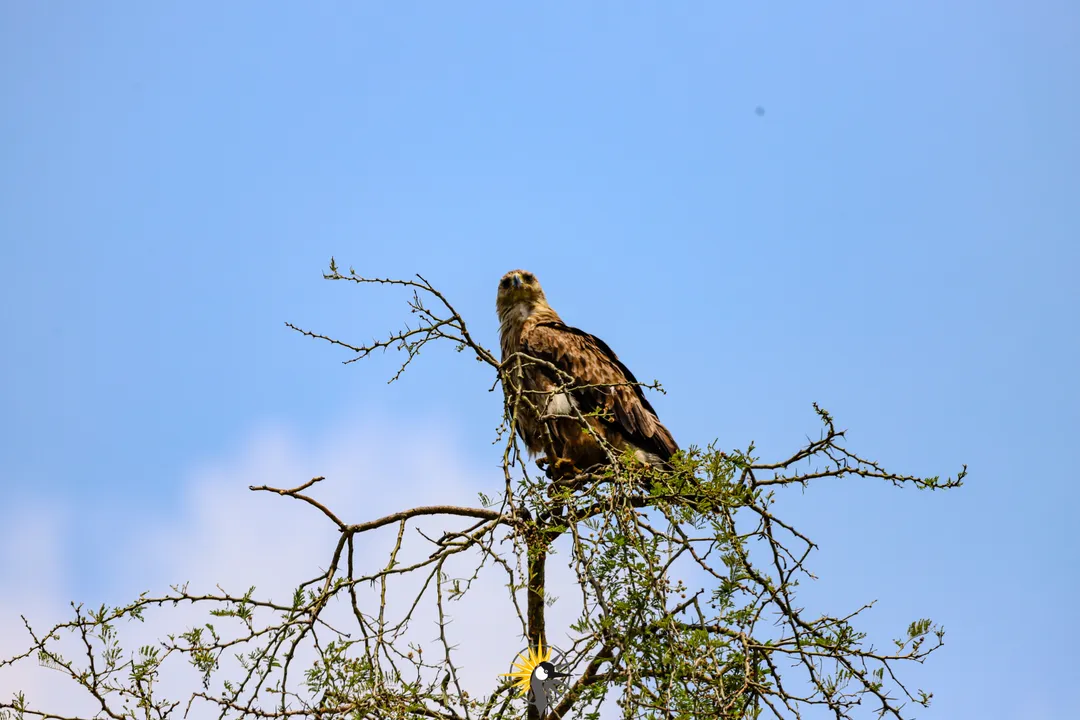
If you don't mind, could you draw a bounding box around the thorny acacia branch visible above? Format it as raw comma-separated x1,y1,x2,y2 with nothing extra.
2,263,964,720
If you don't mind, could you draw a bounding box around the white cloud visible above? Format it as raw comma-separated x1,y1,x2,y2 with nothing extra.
0,498,83,714
0,414,595,718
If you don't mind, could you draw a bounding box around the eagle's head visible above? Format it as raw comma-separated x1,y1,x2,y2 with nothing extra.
496,269,548,321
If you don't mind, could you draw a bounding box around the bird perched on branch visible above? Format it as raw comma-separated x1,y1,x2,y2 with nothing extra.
501,640,570,718
496,269,678,479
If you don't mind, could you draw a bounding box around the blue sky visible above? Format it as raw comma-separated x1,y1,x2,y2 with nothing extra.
1,2,1078,717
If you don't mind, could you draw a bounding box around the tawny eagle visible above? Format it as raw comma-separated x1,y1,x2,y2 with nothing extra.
496,269,678,476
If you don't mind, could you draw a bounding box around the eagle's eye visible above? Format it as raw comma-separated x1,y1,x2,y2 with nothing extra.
522,273,535,283
500,277,512,289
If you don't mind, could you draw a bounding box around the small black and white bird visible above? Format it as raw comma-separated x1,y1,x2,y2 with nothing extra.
528,660,570,717
501,642,571,718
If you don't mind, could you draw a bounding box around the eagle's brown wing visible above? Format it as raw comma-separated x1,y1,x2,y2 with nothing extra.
521,320,678,461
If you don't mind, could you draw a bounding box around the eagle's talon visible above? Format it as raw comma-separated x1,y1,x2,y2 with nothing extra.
542,456,578,480
553,457,577,476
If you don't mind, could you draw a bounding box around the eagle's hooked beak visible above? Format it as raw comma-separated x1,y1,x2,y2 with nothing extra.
512,273,522,289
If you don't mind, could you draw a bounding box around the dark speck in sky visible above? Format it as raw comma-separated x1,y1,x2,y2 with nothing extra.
755,106,765,117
